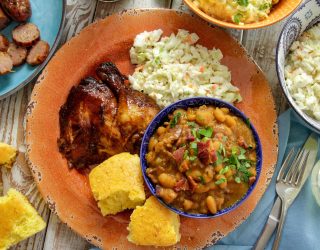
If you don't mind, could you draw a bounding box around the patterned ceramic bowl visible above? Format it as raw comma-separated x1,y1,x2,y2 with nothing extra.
140,97,263,218
183,0,302,30
276,0,320,134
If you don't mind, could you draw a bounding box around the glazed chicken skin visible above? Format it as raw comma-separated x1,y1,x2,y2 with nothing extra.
96,63,161,153
58,62,160,169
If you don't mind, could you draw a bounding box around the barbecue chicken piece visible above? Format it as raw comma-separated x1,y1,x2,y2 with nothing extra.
96,62,160,153
58,62,160,169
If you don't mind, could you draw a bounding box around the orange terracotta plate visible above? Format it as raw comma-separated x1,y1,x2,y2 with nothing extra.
26,9,278,249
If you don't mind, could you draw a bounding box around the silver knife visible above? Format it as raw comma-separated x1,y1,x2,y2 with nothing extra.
254,133,318,250
254,197,281,250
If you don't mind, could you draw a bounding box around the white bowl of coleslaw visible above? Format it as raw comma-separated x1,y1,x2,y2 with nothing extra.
276,0,320,133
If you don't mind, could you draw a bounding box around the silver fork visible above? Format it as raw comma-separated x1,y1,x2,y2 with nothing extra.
253,148,295,250
272,147,310,250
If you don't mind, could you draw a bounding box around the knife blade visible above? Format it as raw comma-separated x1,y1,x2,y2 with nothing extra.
254,197,281,250
254,133,318,250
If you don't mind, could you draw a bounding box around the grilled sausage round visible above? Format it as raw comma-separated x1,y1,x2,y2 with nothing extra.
1,0,31,22
12,23,40,47
0,52,13,75
0,34,9,52
7,42,27,66
0,7,10,30
26,40,50,66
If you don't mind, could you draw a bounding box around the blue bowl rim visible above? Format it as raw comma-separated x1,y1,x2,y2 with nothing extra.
275,0,320,134
0,0,67,100
140,97,263,219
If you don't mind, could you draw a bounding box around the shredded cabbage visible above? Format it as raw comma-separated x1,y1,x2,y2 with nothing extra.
129,29,242,107
285,23,320,121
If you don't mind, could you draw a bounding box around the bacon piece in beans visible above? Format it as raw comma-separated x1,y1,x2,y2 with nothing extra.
172,146,185,164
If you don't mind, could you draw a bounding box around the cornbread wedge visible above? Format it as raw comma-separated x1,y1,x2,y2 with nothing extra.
89,153,146,216
127,196,181,246
0,143,17,168
0,189,46,250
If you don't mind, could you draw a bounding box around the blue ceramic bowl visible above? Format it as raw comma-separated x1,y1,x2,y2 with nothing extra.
140,97,263,219
0,0,66,100
276,0,320,134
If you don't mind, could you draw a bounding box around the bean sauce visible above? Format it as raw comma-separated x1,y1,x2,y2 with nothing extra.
146,105,257,215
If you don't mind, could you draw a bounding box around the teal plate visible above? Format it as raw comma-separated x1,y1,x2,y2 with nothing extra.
0,0,66,99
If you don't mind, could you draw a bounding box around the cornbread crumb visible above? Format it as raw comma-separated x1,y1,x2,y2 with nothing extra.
0,143,17,168
89,153,146,216
127,196,181,246
0,189,46,250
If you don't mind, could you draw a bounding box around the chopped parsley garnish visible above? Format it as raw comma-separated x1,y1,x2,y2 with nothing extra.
199,176,206,184
216,151,223,166
233,13,243,24
218,143,226,157
246,118,251,127
231,146,238,155
170,112,181,128
215,178,226,185
187,121,197,128
237,0,248,7
259,3,272,10
183,150,189,160
219,166,230,175
191,128,198,139
190,142,198,155
222,146,255,183
189,156,197,161
198,127,213,138
235,177,241,183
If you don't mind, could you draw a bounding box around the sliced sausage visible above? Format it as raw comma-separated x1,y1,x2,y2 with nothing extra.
0,7,10,30
0,52,13,75
26,40,50,66
12,23,40,47
0,34,9,52
1,0,31,22
7,42,27,66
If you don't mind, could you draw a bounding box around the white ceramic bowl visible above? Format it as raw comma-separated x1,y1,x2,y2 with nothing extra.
276,0,320,134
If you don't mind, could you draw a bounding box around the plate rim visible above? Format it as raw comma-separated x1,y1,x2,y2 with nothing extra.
0,0,67,101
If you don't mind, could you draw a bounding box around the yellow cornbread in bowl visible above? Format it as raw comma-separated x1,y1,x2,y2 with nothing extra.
0,189,46,250
0,143,17,168
89,153,146,216
128,196,181,246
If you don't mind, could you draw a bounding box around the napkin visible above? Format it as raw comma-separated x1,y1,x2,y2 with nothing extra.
214,109,320,250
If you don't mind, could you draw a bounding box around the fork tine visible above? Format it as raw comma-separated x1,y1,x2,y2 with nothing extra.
288,149,307,183
286,148,305,182
295,151,310,186
277,148,295,182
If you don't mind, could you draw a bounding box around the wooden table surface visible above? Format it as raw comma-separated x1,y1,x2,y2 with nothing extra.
0,0,290,249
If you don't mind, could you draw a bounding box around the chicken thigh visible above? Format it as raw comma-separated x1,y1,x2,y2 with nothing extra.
58,62,160,169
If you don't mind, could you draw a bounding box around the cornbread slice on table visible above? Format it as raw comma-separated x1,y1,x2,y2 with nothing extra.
0,143,17,168
0,189,46,250
128,196,181,246
89,153,146,216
